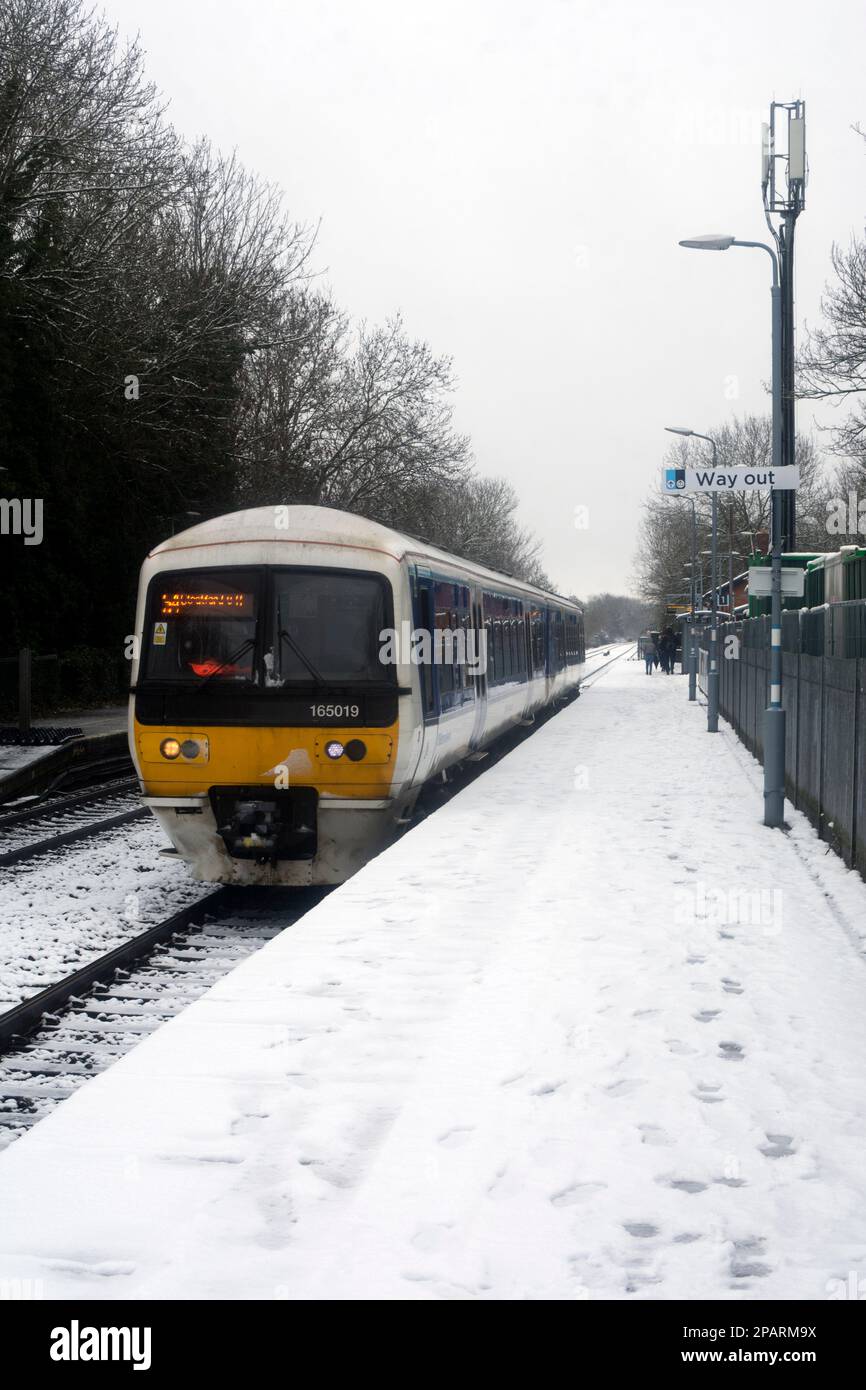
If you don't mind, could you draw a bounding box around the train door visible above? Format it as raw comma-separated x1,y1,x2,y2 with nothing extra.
411,570,440,783
544,607,553,693
469,586,487,749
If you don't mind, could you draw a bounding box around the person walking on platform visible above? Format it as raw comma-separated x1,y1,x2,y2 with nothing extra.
659,628,676,674
643,637,657,674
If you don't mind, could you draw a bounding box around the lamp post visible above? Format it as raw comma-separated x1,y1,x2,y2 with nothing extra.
663,430,700,698
725,504,735,624
679,499,698,699
685,559,706,603
667,427,720,731
764,101,806,553
682,565,699,699
678,234,785,825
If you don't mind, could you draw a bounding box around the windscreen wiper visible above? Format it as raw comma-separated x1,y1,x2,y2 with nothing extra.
193,637,256,690
278,627,326,685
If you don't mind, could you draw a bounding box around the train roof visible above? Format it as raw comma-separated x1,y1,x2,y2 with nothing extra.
151,505,581,612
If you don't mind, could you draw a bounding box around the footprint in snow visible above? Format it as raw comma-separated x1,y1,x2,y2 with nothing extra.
664,1177,708,1194
694,1009,721,1023
499,1071,527,1088
666,1039,698,1056
604,1078,646,1098
722,978,744,994
718,1041,745,1061
411,1223,453,1253
693,1083,724,1105
730,1236,772,1279
638,1123,673,1146
438,1126,474,1149
532,1080,566,1096
760,1133,796,1159
550,1181,607,1208
624,1222,659,1239
230,1111,270,1136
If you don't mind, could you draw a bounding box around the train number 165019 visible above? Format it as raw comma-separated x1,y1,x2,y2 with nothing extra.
310,703,360,720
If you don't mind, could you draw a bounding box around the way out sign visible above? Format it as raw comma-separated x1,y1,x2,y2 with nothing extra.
661,466,799,493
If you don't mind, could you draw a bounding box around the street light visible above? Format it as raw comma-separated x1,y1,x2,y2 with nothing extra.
668,427,721,731
664,427,700,699
684,560,706,592
680,233,785,826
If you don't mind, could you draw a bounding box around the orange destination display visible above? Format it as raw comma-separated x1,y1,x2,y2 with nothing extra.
160,590,255,618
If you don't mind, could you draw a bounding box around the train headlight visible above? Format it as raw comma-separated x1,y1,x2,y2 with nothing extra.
180,739,200,760
325,740,344,760
344,739,367,761
160,738,181,760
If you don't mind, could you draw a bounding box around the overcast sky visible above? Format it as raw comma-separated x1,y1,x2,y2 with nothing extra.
102,0,865,596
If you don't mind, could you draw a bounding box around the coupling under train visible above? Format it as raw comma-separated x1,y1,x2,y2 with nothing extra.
128,506,586,885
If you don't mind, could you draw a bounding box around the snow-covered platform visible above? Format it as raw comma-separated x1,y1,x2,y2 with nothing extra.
0,707,128,798
2,658,866,1301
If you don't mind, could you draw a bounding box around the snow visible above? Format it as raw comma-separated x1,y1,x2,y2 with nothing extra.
0,746,51,779
0,819,211,1008
1,653,866,1300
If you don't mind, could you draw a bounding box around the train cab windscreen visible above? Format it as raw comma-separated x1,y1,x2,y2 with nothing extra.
267,570,389,685
141,567,392,687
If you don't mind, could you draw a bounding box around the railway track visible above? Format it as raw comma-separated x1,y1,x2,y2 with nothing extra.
0,886,327,1151
0,780,146,866
579,643,637,689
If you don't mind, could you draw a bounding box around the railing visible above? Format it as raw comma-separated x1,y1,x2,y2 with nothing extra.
702,599,866,877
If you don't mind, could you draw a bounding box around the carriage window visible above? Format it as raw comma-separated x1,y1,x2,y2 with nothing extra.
143,570,260,682
433,579,471,711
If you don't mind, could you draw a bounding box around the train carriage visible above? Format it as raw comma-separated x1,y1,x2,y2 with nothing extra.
129,506,585,885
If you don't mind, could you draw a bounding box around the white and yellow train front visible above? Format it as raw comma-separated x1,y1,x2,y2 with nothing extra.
128,506,585,885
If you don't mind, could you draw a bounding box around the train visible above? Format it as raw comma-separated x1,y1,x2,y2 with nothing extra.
128,505,586,885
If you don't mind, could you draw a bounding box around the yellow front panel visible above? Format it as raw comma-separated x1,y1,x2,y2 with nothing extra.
135,720,398,798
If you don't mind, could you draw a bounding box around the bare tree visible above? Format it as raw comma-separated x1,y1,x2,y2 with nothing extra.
236,310,471,514
798,233,866,458
579,594,654,643
382,473,551,588
0,0,180,348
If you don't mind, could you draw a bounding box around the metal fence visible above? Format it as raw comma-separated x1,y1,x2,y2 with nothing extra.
709,600,866,877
